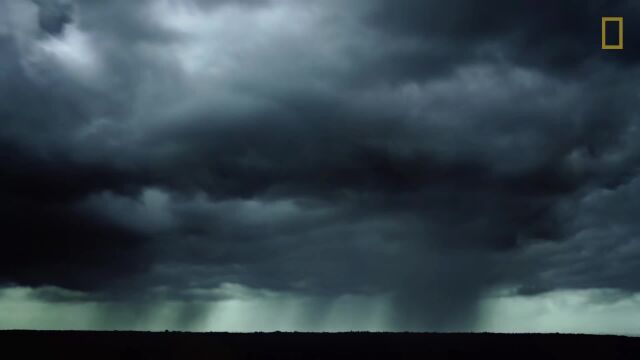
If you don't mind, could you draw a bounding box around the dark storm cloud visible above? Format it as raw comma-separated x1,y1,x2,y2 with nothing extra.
368,0,640,77
32,0,73,35
0,139,153,291
0,24,152,291
509,175,640,296
1,0,640,330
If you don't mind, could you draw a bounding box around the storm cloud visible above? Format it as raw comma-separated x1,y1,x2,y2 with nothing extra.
1,0,640,332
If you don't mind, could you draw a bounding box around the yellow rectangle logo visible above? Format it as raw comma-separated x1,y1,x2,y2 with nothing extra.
602,17,623,50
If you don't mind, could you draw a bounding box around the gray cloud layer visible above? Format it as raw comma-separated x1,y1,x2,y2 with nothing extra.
1,0,639,331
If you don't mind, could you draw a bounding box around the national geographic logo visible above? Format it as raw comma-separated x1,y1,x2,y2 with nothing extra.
602,17,623,50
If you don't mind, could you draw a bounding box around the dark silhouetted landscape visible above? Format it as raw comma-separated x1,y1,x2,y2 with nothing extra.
1,331,639,359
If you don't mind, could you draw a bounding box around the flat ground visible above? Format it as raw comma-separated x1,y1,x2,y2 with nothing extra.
1,331,638,359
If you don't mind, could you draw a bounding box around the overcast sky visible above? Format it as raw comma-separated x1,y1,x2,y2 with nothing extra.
1,0,640,334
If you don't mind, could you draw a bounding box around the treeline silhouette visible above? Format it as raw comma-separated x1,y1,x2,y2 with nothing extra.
1,331,639,359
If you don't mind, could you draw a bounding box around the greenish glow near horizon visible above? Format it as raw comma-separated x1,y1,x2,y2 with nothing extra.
0,285,639,335
477,288,640,335
0,285,393,332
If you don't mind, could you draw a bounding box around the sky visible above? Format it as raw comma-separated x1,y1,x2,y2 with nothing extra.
0,0,640,334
